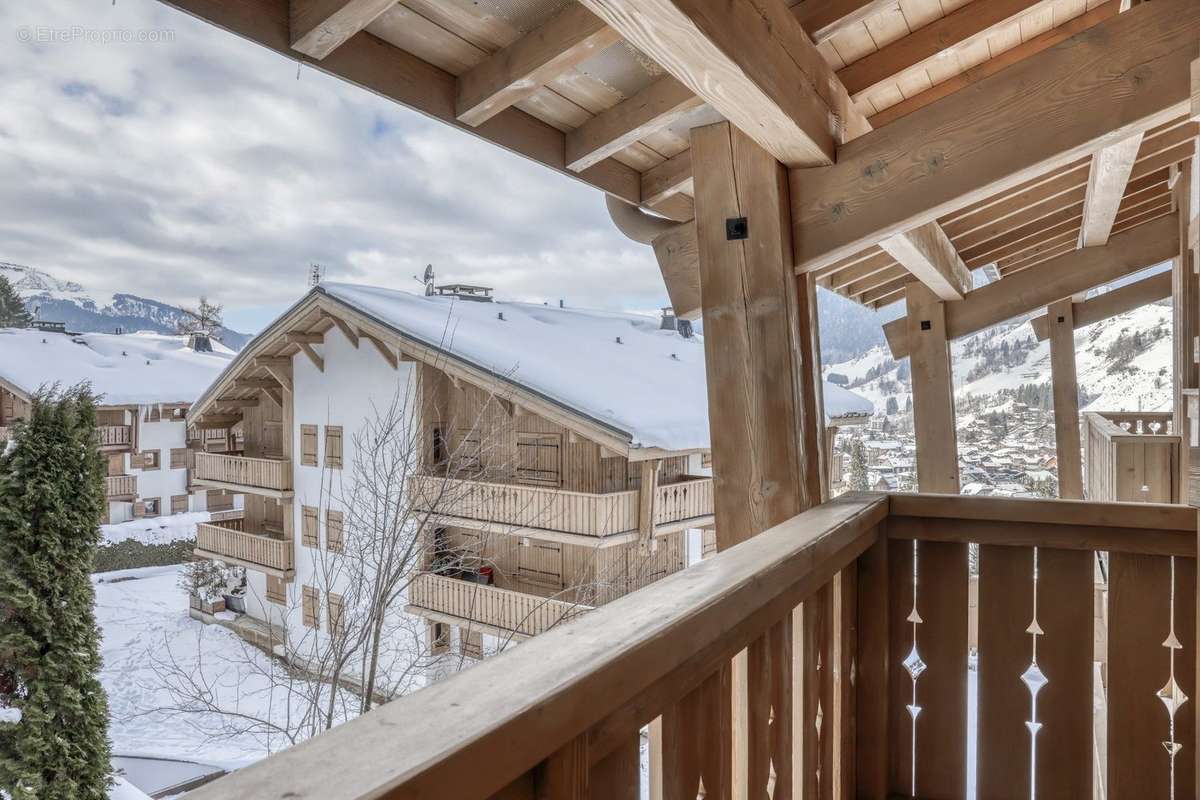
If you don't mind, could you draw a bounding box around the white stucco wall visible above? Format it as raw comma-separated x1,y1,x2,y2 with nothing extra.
133,415,189,513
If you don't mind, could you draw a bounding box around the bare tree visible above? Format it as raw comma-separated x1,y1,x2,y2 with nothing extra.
175,296,224,338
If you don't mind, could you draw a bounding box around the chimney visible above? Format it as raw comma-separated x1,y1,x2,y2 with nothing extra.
659,307,677,331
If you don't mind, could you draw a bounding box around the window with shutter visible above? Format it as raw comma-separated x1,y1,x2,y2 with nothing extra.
324,425,343,469
171,494,189,514
327,592,344,636
142,497,160,516
516,433,561,487
429,622,450,655
326,509,344,553
301,506,319,548
141,449,161,471
300,425,318,466
266,576,286,605
170,448,188,470
302,585,320,629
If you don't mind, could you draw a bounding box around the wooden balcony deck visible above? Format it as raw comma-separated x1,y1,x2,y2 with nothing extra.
183,492,1198,800
192,452,292,498
104,474,137,500
194,520,293,578
97,424,132,450
409,474,714,543
1083,411,1181,503
407,572,590,640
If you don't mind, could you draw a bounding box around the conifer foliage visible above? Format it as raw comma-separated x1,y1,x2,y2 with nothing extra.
0,275,32,329
0,386,111,799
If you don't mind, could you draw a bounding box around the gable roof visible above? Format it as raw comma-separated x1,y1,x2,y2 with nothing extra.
0,329,236,407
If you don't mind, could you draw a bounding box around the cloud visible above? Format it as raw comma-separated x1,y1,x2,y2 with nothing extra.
0,0,668,332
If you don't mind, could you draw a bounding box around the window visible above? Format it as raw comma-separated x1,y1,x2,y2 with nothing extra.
170,448,188,470
266,575,286,605
302,585,320,629
516,433,561,487
141,497,160,517
701,452,713,470
327,592,344,636
324,425,343,469
462,630,483,660
456,429,482,473
171,494,189,514
431,426,446,468
429,622,450,656
301,505,319,548
300,425,318,466
326,509,344,553
141,449,161,471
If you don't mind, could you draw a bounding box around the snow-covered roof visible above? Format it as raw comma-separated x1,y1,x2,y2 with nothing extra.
0,329,235,407
318,283,873,452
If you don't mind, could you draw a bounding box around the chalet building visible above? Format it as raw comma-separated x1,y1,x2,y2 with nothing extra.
0,328,237,523
185,281,871,666
130,1,1200,798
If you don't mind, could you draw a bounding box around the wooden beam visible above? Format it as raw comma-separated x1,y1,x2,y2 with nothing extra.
297,341,325,372
578,0,867,169
254,357,294,391
158,0,640,204
1029,270,1173,340
641,150,692,207
1192,58,1200,122
905,283,959,493
214,397,260,408
877,221,971,301
1079,134,1144,248
193,415,241,429
792,0,1200,272
285,331,324,344
289,0,396,59
234,377,282,390
456,4,621,127
361,331,399,369
791,0,896,45
321,310,359,347
637,459,661,548
1172,159,1197,503
883,214,1179,358
1047,299,1083,499
651,220,701,320
565,76,704,173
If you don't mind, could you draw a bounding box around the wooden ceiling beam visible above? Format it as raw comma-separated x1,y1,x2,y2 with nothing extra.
290,0,397,59
878,222,971,300
882,214,1178,358
578,0,867,168
1079,134,1144,248
793,0,1200,273
791,0,898,45
234,377,281,390
1028,269,1172,341
641,150,692,206
456,5,621,127
285,331,324,344
565,76,705,173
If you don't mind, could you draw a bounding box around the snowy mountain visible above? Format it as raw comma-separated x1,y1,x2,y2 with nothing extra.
0,261,251,350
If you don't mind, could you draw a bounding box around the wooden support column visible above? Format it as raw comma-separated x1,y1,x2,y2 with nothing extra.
1048,299,1083,499
1174,157,1197,506
637,459,661,550
905,283,959,493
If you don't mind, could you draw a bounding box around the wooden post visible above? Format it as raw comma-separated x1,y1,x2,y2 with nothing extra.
638,459,661,551
1048,299,1084,499
905,283,960,493
1174,154,1197,505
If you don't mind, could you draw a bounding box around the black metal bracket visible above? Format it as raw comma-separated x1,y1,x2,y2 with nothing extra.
726,217,748,240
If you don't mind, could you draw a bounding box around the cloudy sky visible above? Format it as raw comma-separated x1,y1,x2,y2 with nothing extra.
0,0,668,333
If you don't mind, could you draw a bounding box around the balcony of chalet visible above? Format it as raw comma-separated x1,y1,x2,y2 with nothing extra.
408,473,714,543
192,451,292,499
104,474,137,500
1083,411,1182,503
406,571,590,640
96,424,133,452
193,509,294,578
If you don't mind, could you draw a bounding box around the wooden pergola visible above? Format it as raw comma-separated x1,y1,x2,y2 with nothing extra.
152,0,1199,797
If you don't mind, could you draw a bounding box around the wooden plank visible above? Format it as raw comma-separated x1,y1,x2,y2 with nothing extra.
565,76,704,172
792,0,1200,272
1048,299,1083,500
977,546,1093,799
1079,134,1144,247
855,535,889,798
1108,553,1196,800
534,735,588,799
883,214,1179,359
456,4,621,126
578,0,866,168
905,283,959,493
588,734,639,800
662,665,732,800
746,616,791,799
1029,269,1173,340
878,221,971,301
641,150,692,207
637,459,661,546
651,220,701,320
1172,161,1197,498
833,567,857,800
791,0,897,45
289,0,396,59
889,491,1197,532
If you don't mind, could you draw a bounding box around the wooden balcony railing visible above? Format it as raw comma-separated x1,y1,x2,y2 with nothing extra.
1084,411,1182,503
97,424,132,449
104,474,137,499
407,572,590,638
185,492,1198,800
195,521,292,574
193,452,291,493
409,474,714,537
207,508,245,529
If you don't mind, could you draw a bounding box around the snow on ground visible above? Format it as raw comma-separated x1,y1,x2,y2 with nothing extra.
101,512,210,546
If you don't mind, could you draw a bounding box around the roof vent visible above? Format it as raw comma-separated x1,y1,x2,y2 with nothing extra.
433,283,494,302
660,307,677,331
615,336,623,345
497,312,505,321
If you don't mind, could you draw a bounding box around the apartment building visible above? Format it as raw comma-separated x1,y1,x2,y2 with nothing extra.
0,327,237,522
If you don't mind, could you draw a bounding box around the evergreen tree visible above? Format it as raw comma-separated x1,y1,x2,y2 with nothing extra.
885,396,899,415
0,386,111,799
848,440,869,492
0,276,31,328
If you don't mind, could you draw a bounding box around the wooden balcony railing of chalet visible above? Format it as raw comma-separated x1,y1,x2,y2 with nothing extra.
409,474,714,537
193,452,291,493
408,572,590,639
186,492,1199,800
104,474,136,499
1084,411,1181,503
96,424,132,449
207,508,245,529
195,521,292,574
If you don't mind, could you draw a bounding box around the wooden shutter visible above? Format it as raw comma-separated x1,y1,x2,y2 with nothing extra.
302,585,320,629
302,506,319,548
266,575,286,605
132,500,146,518
429,621,450,655
171,494,189,514
518,539,563,589
326,509,344,553
327,592,344,636
170,448,188,469
206,489,233,511
141,449,161,471
324,425,343,469
300,425,318,466
516,433,561,486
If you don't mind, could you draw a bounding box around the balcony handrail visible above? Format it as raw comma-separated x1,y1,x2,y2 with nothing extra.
194,451,291,491
195,522,293,571
408,572,591,637
1086,410,1178,440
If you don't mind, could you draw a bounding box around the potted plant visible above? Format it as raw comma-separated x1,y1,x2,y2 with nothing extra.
180,558,231,615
